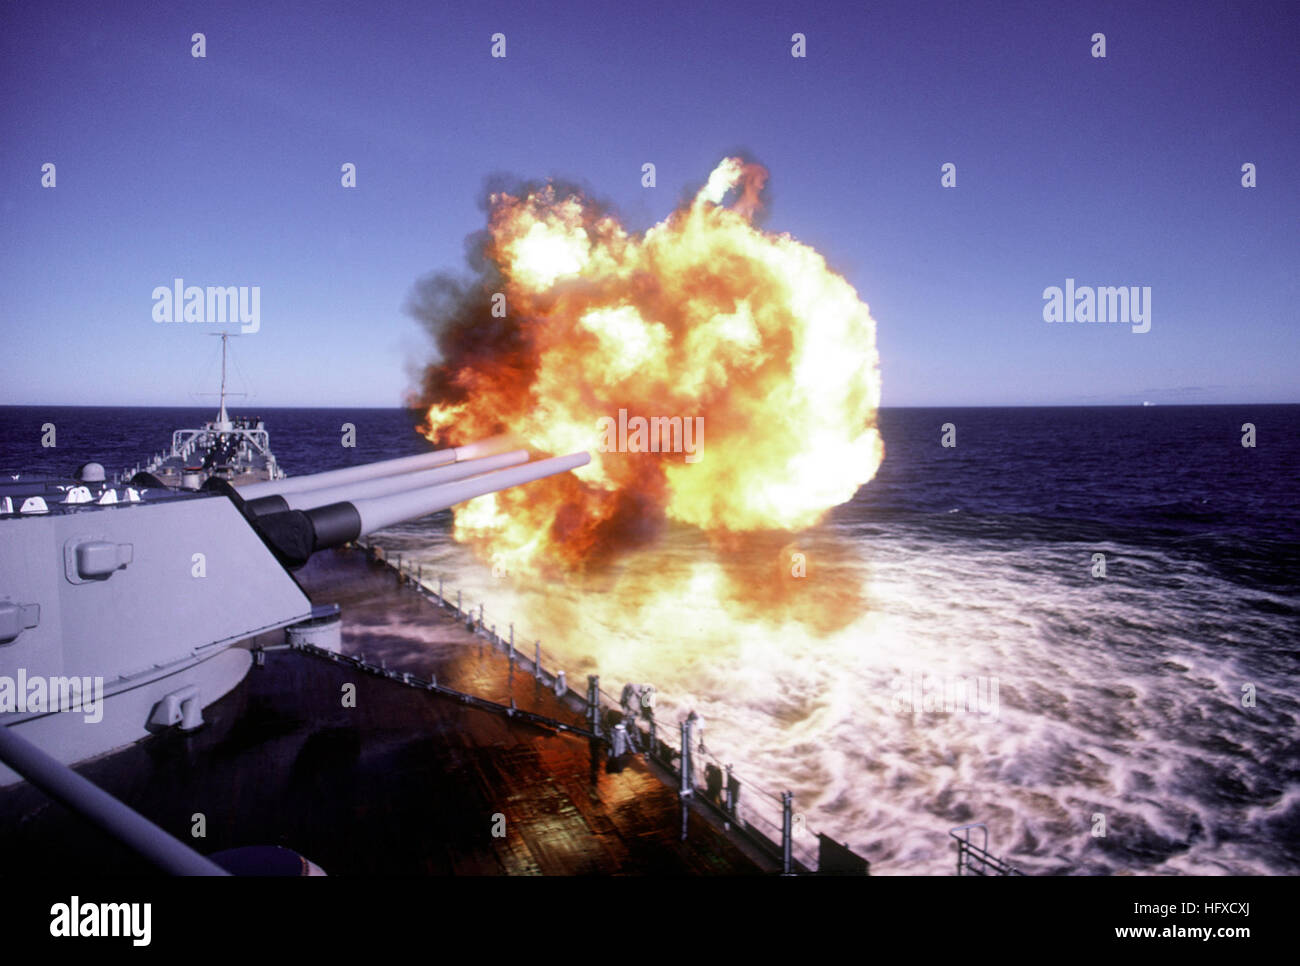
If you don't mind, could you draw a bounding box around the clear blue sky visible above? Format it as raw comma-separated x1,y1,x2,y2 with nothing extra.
2,0,1296,407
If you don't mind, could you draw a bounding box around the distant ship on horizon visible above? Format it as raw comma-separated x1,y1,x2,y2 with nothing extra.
135,332,283,489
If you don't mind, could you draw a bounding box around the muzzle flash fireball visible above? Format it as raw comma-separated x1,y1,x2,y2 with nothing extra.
410,157,884,604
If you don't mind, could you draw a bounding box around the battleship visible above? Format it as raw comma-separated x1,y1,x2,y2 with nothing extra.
0,400,602,853
0,335,1035,877
0,343,903,876
0,439,886,873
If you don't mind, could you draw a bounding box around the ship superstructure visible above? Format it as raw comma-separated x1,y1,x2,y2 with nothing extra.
137,333,282,488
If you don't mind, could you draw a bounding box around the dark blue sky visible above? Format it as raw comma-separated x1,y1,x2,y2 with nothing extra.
2,0,1296,407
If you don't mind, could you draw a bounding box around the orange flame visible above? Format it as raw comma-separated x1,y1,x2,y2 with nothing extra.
410,157,883,625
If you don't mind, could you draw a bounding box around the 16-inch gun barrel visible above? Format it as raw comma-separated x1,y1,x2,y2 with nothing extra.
234,435,515,500
344,451,589,538
248,451,589,568
241,450,530,517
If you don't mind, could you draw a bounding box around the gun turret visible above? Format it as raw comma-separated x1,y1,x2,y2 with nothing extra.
0,437,589,785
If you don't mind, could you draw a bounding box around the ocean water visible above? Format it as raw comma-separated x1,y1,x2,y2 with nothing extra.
3,403,1297,875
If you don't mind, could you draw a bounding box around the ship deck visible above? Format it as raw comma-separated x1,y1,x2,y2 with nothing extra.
0,546,769,875
148,457,272,488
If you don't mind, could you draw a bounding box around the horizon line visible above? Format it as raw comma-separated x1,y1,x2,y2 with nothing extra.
1,401,1296,411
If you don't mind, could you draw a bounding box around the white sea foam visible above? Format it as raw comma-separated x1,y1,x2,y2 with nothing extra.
377,515,1298,875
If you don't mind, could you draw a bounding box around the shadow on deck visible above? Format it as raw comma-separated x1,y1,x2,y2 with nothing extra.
0,546,767,875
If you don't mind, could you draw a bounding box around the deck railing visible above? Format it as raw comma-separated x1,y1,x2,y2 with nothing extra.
357,537,871,875
949,823,1023,876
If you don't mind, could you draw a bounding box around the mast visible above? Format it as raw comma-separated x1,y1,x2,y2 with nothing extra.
218,333,229,426
210,332,235,431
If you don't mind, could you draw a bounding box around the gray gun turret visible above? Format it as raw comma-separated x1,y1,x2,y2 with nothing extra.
0,440,589,784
